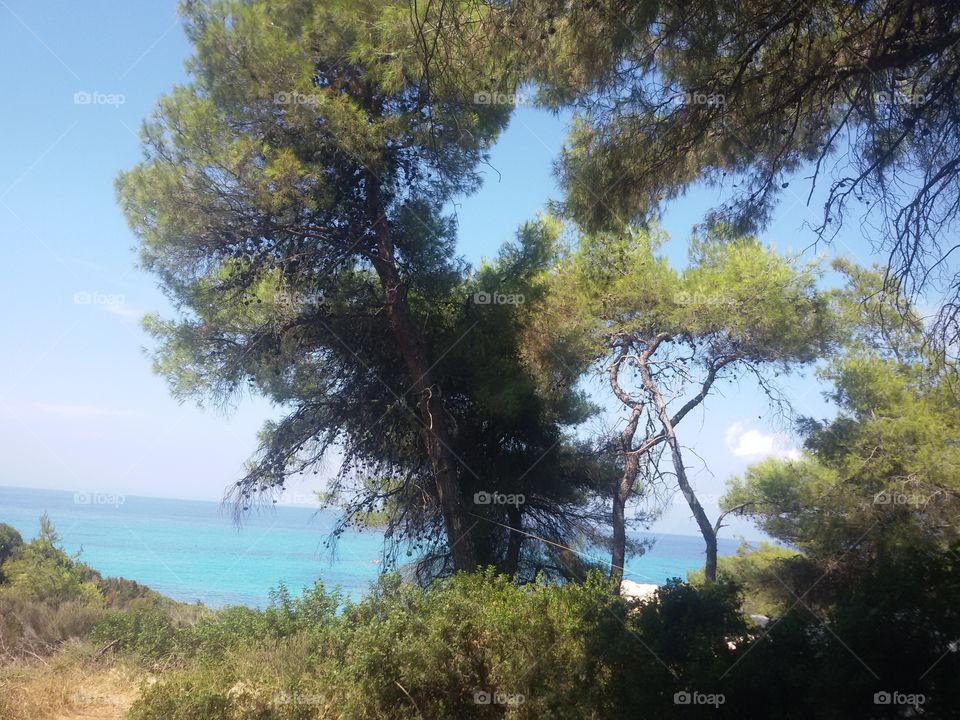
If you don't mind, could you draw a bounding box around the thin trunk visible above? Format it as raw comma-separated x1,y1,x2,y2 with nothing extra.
504,506,523,576
366,172,476,572
639,358,718,582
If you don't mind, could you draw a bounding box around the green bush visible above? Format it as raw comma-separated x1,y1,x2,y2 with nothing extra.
0,523,23,575
12,537,958,719
0,518,102,607
688,541,823,616
130,638,323,720
313,570,617,718
126,570,753,720
90,606,181,660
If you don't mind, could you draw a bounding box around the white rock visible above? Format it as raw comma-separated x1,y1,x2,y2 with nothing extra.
748,614,772,629
620,580,659,601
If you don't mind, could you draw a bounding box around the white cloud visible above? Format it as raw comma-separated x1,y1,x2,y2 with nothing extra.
102,303,141,320
725,422,801,460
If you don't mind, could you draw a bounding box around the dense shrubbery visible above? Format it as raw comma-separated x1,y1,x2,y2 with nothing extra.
3,514,959,718
0,517,105,659
74,566,930,718
110,561,957,719
127,571,657,719
0,516,190,661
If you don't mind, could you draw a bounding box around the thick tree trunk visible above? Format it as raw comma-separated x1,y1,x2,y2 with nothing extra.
611,407,642,588
366,173,476,572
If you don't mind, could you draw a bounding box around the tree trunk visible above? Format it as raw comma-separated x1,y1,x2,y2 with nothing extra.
664,419,718,581
611,407,642,588
366,172,476,572
504,505,523,576
639,359,719,582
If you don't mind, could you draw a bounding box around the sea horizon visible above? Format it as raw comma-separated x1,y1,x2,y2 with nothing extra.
0,484,753,608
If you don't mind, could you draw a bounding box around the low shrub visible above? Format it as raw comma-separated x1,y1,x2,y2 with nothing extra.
0,595,108,659
127,570,750,719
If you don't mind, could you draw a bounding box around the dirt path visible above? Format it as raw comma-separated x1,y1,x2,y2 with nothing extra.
53,705,130,720
51,691,134,720
2,661,141,720
49,678,137,720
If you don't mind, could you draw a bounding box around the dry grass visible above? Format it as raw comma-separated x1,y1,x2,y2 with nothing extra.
0,641,145,720
0,596,108,662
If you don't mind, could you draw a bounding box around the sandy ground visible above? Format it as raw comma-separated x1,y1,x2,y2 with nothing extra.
51,681,136,720
53,705,131,720
0,661,139,720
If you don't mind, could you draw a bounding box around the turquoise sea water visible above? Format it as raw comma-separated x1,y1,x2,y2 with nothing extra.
0,486,746,607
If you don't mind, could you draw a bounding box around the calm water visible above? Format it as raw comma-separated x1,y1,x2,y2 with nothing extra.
0,486,744,607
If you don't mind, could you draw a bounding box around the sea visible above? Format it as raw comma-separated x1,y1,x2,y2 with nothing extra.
0,485,745,608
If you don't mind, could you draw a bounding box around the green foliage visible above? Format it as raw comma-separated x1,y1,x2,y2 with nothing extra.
724,352,960,569
723,544,960,719
630,578,746,684
89,580,339,665
13,549,959,719
0,523,24,581
688,542,812,616
97,576,167,609
532,223,832,371
128,570,758,720
521,0,960,350
91,607,181,660
119,0,610,577
0,518,106,657
0,516,203,661
118,0,521,576
0,515,101,607
527,220,834,578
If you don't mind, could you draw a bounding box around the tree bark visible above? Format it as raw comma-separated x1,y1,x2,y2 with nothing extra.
504,505,523,576
366,171,476,572
638,356,719,582
611,406,641,588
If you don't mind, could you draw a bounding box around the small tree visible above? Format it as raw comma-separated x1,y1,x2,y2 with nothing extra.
531,225,833,582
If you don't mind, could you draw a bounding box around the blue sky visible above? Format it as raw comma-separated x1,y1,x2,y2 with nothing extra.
0,1,883,540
